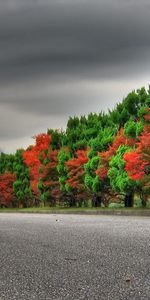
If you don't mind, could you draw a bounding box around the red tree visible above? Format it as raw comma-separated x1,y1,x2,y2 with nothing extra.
0,173,16,207
40,148,62,204
123,151,148,180
65,149,89,202
141,107,150,123
124,124,150,182
123,114,150,206
22,134,51,197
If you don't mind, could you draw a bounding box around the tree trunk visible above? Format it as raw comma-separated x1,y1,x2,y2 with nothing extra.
141,192,147,207
69,194,76,207
125,193,133,207
92,194,102,207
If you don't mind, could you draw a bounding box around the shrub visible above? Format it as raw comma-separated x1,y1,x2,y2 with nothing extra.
133,197,143,208
108,202,125,209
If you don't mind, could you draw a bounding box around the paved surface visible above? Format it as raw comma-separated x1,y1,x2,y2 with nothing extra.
0,214,150,300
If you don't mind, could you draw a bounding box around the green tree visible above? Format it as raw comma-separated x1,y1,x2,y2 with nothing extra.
13,149,33,207
108,145,136,206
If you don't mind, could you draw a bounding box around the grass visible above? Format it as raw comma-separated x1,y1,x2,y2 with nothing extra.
0,206,150,213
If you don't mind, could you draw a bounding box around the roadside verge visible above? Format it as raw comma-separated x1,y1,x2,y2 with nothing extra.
1,208,150,216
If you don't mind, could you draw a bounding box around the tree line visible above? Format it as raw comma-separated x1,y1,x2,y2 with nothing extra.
0,87,150,208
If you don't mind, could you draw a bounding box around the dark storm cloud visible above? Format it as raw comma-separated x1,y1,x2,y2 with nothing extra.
1,0,150,152
0,0,150,83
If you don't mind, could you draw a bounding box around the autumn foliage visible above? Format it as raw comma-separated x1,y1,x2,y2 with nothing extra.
40,148,61,203
124,124,150,186
0,87,150,208
22,134,51,196
96,128,135,180
0,173,16,207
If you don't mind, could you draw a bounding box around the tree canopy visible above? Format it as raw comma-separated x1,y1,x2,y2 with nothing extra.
0,86,150,207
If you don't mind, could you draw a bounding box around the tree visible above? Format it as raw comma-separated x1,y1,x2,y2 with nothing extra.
57,147,72,206
13,149,33,208
23,134,51,200
0,153,15,174
0,173,16,207
0,85,150,208
108,145,135,207
65,149,89,206
38,148,62,206
123,122,150,206
95,128,136,206
96,128,135,181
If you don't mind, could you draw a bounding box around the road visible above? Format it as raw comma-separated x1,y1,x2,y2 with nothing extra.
0,214,150,300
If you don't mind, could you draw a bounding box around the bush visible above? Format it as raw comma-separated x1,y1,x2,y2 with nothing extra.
146,202,150,208
133,197,142,208
83,199,92,208
108,202,125,209
75,199,92,208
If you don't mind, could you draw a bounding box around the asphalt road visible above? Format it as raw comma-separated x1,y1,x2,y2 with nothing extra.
0,214,150,300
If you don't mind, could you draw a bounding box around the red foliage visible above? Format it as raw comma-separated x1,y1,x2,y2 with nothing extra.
96,128,135,180
35,134,51,151
40,148,62,200
143,108,150,122
66,150,88,167
123,124,150,182
0,173,16,207
66,150,88,191
137,126,150,152
123,152,148,180
22,133,51,196
96,166,108,180
99,128,135,162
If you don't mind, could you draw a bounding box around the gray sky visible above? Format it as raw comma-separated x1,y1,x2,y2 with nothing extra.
1,0,150,153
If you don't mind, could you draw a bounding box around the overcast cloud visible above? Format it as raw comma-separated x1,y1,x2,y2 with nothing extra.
1,0,150,152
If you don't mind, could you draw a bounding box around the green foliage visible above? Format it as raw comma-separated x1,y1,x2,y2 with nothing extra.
133,197,143,208
73,139,87,151
108,145,135,194
120,107,130,125
37,181,44,192
124,119,137,138
16,190,24,200
84,155,99,178
145,96,150,107
40,192,48,202
136,121,143,136
12,149,33,206
146,201,150,208
108,202,125,208
47,129,65,149
123,91,139,116
90,156,100,170
57,148,70,192
67,116,80,130
0,153,15,174
84,175,93,190
65,183,72,193
92,176,100,193
84,155,103,194
137,87,148,106
87,149,97,159
1,85,150,208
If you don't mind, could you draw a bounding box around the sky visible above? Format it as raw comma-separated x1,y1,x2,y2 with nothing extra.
1,0,150,153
